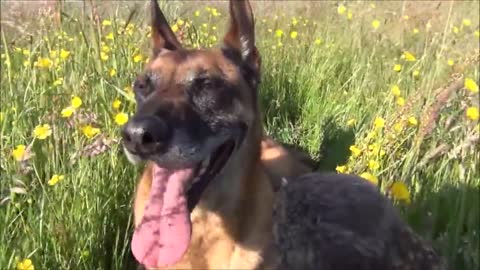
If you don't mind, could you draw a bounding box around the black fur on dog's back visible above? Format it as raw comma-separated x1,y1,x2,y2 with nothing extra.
272,172,449,270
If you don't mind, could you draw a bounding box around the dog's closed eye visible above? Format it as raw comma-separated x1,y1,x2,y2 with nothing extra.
133,74,154,102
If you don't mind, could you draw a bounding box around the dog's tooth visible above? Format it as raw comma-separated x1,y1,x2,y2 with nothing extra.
192,176,201,184
198,166,207,176
201,156,211,168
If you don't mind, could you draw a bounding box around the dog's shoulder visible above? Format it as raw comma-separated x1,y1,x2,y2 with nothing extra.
260,136,315,191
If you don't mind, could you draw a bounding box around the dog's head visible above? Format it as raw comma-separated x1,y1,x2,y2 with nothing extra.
122,0,261,267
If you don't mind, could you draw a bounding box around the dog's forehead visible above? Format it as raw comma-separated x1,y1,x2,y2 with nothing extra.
147,49,241,83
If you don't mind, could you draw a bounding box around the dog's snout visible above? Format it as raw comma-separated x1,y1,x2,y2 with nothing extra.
122,116,170,151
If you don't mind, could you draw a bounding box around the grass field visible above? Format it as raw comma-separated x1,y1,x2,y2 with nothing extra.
1,1,479,269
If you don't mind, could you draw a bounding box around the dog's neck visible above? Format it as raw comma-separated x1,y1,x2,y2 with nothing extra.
193,116,272,233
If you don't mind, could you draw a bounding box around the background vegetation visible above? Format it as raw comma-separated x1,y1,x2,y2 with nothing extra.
1,1,479,269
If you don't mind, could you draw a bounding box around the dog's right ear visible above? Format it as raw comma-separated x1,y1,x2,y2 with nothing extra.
150,0,182,55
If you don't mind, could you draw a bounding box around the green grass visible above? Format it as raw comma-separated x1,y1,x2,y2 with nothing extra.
1,1,479,269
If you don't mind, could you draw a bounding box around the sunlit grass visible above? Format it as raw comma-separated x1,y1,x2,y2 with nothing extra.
1,1,479,269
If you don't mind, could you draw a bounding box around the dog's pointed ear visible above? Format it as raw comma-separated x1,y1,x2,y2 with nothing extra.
223,0,260,75
150,0,182,55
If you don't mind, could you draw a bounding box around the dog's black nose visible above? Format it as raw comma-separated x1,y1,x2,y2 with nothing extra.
121,116,170,152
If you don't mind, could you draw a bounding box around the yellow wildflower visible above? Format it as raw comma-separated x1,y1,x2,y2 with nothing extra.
290,31,298,39
349,145,362,157
33,124,52,140
291,17,298,26
48,174,64,186
194,10,200,17
124,85,133,93
337,4,346,15
403,15,409,20
60,49,70,59
22,49,30,56
366,130,376,140
368,143,386,157
61,107,75,118
336,165,347,174
373,117,385,129
16,258,34,270
275,29,284,38
53,78,63,86
82,125,100,139
106,32,114,40
452,26,459,34
413,28,419,34
112,99,122,110
102,19,112,26
360,172,378,185
391,85,401,96
393,122,403,133
426,21,432,30
314,38,322,45
462,19,471,27
133,54,143,63
345,11,352,20
171,24,179,33
412,69,420,78
396,97,405,106
114,112,129,126
368,160,380,170
393,64,402,72
102,45,111,53
211,8,220,17
372,19,380,30
464,78,479,93
49,50,58,59
408,116,418,126
12,145,27,161
367,143,376,154
346,118,356,127
71,96,82,109
35,57,53,69
475,30,479,37
466,107,479,121
403,51,416,62
447,59,454,66
390,182,411,204
109,68,117,77
100,52,109,61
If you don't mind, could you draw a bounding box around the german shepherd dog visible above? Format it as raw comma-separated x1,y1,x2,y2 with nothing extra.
121,0,312,268
122,1,447,269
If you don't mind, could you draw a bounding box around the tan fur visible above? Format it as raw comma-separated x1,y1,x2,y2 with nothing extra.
133,137,312,269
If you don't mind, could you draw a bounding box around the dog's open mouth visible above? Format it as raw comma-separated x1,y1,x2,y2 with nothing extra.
131,140,236,268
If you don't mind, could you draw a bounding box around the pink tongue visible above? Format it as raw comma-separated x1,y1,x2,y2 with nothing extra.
131,165,194,268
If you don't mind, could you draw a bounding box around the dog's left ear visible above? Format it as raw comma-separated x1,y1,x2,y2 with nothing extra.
223,0,261,77
150,0,182,55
